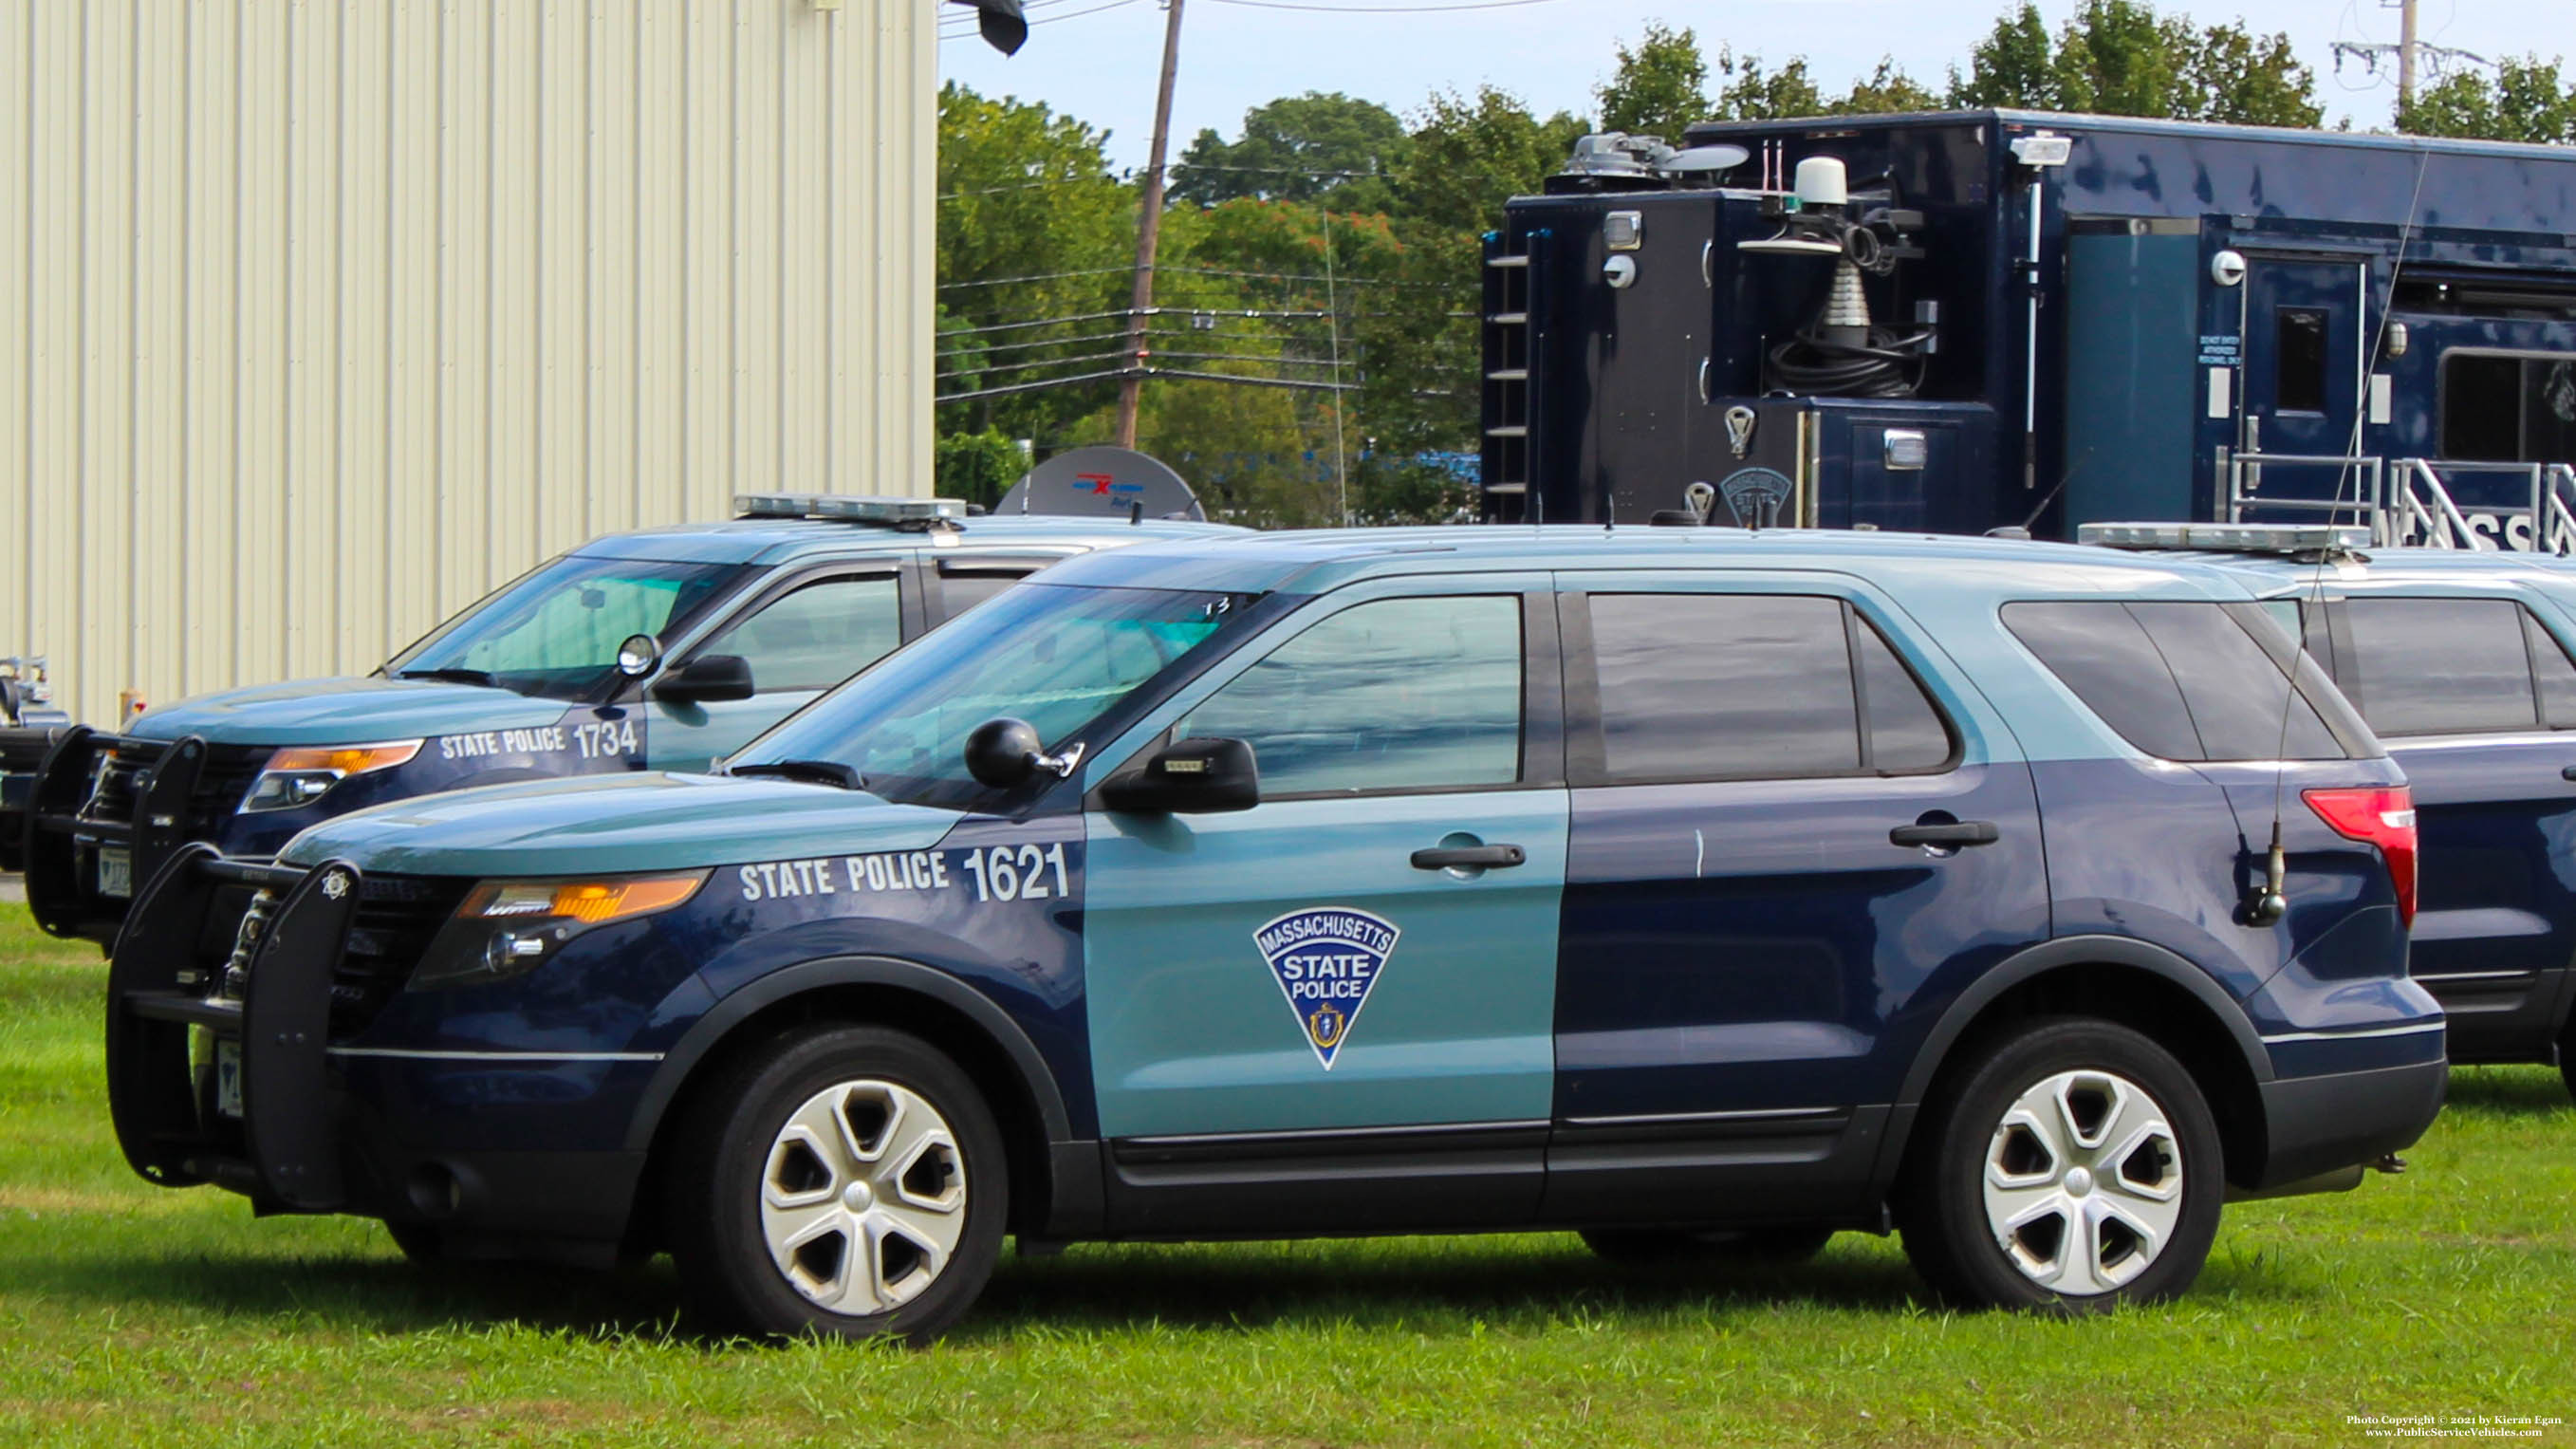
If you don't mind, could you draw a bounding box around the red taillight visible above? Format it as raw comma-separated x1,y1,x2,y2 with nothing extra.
2303,786,2418,928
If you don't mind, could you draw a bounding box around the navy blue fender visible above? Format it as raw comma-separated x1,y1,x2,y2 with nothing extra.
1870,934,2275,1193
622,953,1101,1236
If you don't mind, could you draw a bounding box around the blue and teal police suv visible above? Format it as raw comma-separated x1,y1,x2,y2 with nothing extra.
106,526,2444,1341
2089,523,2576,1099
21,495,1234,944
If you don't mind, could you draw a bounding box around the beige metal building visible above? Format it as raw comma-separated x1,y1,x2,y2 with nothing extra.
0,0,940,729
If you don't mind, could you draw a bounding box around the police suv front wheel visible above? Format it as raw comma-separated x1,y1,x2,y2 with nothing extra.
1897,1016,2223,1314
668,1024,1008,1344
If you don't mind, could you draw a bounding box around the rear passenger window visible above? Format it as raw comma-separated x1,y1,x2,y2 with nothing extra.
1178,594,1523,796
2527,612,2576,730
2341,598,2535,735
1584,593,1953,782
2004,601,2351,761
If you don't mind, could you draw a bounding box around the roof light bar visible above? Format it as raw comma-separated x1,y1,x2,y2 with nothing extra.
733,493,966,524
2077,522,2372,555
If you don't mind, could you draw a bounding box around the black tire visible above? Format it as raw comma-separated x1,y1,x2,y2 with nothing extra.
1580,1224,1836,1267
1897,1016,2223,1314
667,1024,1008,1345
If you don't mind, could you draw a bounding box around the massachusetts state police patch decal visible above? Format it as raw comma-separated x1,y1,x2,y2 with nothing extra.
1255,907,1401,1070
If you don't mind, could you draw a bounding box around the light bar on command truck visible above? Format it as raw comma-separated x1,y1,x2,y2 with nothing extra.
731,493,966,524
2077,522,2373,555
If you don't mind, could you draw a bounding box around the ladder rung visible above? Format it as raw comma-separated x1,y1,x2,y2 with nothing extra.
1484,483,1529,494
1485,254,1529,269
1487,312,1529,325
1486,369,1529,382
1485,425,1528,438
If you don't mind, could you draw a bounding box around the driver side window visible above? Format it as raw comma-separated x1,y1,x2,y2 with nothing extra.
698,575,902,694
1178,593,1523,796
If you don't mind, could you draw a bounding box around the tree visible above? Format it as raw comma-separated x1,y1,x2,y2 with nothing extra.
2183,22,2324,127
1831,60,1941,117
1171,92,1411,214
1945,2,2322,126
935,84,1135,441
1596,21,1710,141
1949,3,2057,108
1711,46,1824,121
2399,55,2576,144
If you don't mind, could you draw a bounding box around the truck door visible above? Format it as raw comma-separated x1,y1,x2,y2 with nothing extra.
2238,255,2368,475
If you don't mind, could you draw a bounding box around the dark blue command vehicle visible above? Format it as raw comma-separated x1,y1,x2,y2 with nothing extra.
19,496,1235,946
2089,524,2576,1096
106,527,2442,1341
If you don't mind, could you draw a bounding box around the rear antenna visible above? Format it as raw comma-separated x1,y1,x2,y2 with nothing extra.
1129,499,1143,527
2245,143,2429,928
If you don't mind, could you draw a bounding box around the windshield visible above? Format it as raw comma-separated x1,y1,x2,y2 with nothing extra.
386,554,749,702
735,582,1257,808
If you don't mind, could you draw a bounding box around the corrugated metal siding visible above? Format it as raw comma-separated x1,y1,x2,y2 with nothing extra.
3,0,935,729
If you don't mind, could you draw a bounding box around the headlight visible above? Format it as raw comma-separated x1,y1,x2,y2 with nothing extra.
241,740,424,812
407,871,708,991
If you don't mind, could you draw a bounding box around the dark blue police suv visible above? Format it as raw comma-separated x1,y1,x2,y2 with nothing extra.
2090,526,2576,1100
106,528,2443,1341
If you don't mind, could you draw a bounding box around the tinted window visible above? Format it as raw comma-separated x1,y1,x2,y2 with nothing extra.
2127,602,2343,760
702,576,902,693
2439,352,2576,463
2005,603,2203,760
2528,611,2576,730
1179,595,1522,795
1589,594,1862,780
2342,597,2535,736
1852,618,1954,770
941,569,1029,618
2275,307,2328,413
386,554,743,701
2005,601,2348,761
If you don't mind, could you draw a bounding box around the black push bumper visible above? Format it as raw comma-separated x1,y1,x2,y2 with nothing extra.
24,727,219,944
0,724,65,873
107,845,361,1209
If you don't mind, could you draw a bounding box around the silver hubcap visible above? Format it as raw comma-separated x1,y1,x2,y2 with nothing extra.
1982,1068,2183,1296
760,1079,967,1315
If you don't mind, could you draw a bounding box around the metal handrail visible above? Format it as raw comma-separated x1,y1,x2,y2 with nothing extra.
2221,450,2388,537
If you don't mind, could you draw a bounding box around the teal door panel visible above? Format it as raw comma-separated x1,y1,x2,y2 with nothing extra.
1079,572,1566,1141
1084,790,1568,1138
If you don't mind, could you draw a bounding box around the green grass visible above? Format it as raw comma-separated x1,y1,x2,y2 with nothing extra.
3,901,2573,1447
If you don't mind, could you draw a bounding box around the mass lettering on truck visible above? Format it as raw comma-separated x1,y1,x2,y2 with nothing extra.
735,844,1069,903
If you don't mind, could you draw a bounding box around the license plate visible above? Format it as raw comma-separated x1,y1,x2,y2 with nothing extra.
97,845,132,899
214,1041,243,1119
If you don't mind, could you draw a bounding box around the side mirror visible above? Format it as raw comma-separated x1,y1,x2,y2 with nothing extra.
1098,736,1259,815
651,654,754,704
963,717,1043,788
616,633,661,678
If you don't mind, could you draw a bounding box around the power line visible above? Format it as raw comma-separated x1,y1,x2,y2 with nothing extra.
939,0,1140,40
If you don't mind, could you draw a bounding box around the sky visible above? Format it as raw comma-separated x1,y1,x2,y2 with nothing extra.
937,0,2576,172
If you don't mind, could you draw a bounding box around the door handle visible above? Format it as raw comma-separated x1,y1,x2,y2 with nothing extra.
1889,820,1999,848
1411,844,1527,870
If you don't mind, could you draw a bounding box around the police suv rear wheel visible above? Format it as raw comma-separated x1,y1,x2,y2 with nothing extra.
1898,1016,2222,1314
1579,1224,1835,1266
669,1024,1007,1344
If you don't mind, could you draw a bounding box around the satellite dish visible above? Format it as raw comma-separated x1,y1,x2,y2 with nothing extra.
1658,143,1751,176
995,446,1206,522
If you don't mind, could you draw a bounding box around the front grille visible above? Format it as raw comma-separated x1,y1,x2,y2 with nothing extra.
334,874,473,1034
211,871,471,1037
80,741,272,837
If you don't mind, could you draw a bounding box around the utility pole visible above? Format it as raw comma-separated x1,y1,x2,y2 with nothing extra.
2397,0,2417,114
2332,0,2485,122
1116,0,1186,451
